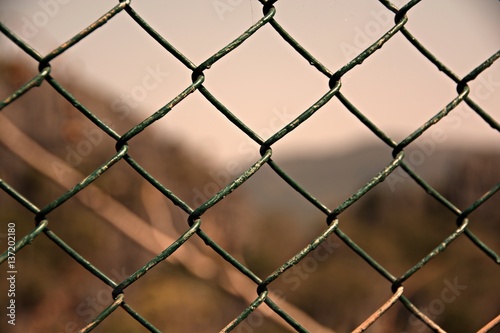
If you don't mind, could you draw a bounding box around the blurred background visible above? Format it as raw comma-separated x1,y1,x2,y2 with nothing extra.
0,0,499,332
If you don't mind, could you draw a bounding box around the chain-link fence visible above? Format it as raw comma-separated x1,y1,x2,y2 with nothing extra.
0,0,499,332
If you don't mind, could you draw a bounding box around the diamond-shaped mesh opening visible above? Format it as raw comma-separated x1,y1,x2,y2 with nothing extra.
406,1,500,75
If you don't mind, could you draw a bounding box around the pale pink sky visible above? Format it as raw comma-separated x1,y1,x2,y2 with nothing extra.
1,0,499,166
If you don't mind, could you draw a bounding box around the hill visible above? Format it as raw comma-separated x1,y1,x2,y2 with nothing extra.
0,59,267,332
1,58,499,333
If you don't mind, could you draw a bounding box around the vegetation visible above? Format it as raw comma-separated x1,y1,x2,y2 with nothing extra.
1,60,498,332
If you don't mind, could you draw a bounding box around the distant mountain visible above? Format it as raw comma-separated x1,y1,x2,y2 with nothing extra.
242,143,499,219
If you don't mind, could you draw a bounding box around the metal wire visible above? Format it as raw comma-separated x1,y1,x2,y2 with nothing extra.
0,0,498,332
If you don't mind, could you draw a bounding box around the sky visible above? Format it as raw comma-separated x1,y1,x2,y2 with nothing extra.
0,0,499,167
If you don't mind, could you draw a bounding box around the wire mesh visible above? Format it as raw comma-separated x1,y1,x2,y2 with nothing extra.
0,0,499,332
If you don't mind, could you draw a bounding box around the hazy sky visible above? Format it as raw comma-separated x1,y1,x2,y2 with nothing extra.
1,0,499,166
